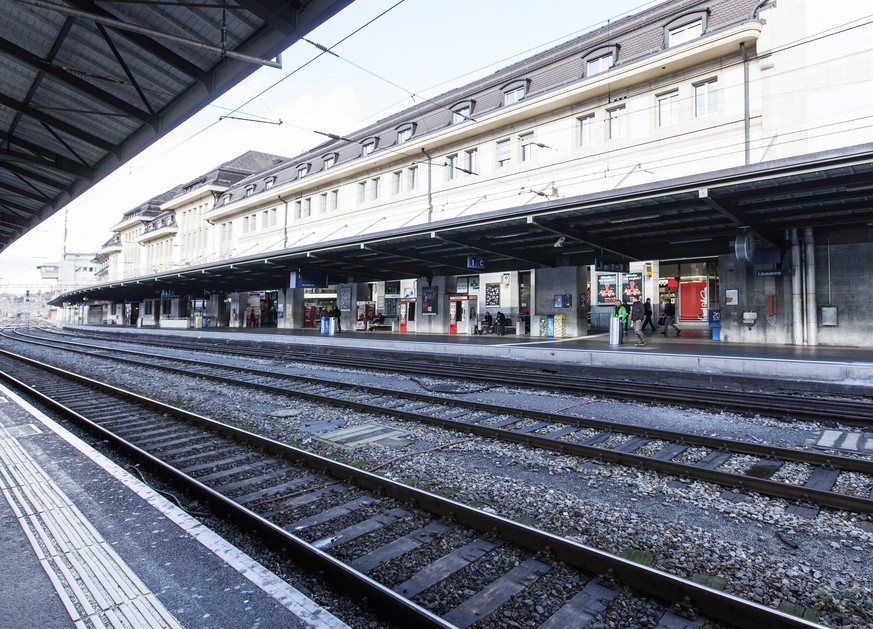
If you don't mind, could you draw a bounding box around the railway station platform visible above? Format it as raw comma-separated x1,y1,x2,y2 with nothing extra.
0,381,349,629
64,322,873,391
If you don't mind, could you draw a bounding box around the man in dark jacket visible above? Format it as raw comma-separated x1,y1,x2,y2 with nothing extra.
642,298,657,332
660,300,681,336
630,296,646,346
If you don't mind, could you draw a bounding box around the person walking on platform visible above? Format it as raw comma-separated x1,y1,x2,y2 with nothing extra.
621,300,630,333
630,296,647,346
642,298,656,332
660,300,681,336
495,311,506,335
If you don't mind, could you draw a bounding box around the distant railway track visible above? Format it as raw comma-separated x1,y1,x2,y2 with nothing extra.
0,348,823,628
39,325,873,425
6,327,873,516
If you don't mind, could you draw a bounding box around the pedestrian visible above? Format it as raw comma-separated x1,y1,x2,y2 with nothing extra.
495,311,506,335
621,300,630,332
612,301,627,333
642,297,656,332
660,300,681,336
330,303,342,333
630,296,647,345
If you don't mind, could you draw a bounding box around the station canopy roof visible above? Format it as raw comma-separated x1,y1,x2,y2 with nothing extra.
0,0,353,254
52,143,873,305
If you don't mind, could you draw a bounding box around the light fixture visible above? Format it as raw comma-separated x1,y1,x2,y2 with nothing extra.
553,236,565,248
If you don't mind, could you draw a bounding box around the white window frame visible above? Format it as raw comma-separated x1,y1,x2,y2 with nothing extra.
607,106,625,140
503,86,525,106
371,177,380,200
578,114,595,146
330,189,339,211
393,170,403,195
668,19,703,47
657,90,679,127
324,154,336,169
694,79,718,117
408,166,419,190
358,181,367,203
465,148,478,175
496,139,511,168
519,132,535,163
297,164,310,178
453,106,471,124
397,127,412,144
586,53,614,77
447,154,459,181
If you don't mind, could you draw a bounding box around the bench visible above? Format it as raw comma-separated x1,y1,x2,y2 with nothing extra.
367,321,395,331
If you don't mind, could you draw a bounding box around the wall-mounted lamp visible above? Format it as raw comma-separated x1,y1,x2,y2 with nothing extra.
743,311,758,329
553,236,565,248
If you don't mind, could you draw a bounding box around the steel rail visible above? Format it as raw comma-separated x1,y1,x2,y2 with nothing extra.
0,347,823,628
8,329,873,514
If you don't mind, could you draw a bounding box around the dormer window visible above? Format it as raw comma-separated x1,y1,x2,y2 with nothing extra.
297,163,310,178
362,137,379,155
665,12,707,47
244,184,255,197
221,194,231,206
395,123,415,144
503,84,526,106
264,177,275,190
587,53,613,76
451,100,475,124
323,153,337,169
582,45,619,78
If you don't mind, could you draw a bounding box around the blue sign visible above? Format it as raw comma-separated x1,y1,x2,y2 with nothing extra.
467,256,487,270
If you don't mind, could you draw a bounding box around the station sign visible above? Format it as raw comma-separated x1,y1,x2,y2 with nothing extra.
467,255,487,270
756,268,791,277
290,271,328,288
595,258,629,273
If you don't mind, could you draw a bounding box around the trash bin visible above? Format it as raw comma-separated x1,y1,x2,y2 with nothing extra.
609,316,624,345
320,316,330,334
328,318,337,335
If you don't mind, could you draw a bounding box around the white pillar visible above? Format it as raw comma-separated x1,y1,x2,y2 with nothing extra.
804,227,818,346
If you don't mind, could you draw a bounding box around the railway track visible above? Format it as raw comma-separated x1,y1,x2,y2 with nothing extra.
6,327,873,516
39,324,873,425
0,348,823,628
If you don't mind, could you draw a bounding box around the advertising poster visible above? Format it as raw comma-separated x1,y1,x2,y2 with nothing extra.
422,287,438,315
622,272,643,300
597,273,618,305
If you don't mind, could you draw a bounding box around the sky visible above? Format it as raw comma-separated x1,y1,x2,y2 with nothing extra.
0,0,652,293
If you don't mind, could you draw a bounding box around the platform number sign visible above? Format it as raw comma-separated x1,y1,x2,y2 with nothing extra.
467,255,487,270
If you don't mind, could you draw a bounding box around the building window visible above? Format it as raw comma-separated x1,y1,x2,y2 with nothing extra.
578,114,595,146
586,53,614,76
320,193,328,214
694,79,718,117
607,106,625,139
668,19,703,47
304,197,312,217
264,177,275,190
244,185,255,197
358,181,367,203
657,90,679,127
270,207,277,226
504,85,525,106
396,124,414,144
393,170,403,194
297,164,310,178
324,153,336,169
519,132,535,163
330,189,339,211
497,139,511,168
295,200,302,219
453,106,471,124
362,137,378,155
371,177,381,200
447,154,459,181
408,166,419,190
465,148,478,175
